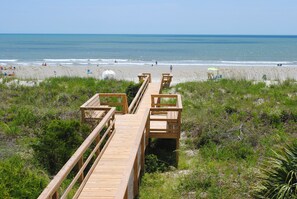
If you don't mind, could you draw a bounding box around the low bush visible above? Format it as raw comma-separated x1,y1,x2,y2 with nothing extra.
254,142,297,199
145,154,168,173
32,120,89,175
0,156,49,199
125,82,142,104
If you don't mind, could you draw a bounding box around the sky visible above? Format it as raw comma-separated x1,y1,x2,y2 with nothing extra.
0,0,296,35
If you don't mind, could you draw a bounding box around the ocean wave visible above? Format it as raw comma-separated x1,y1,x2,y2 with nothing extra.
1,58,297,67
0,59,18,62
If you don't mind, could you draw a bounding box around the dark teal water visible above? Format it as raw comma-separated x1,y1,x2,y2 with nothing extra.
0,34,296,66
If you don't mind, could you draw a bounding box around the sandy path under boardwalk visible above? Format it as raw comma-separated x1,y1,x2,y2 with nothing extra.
4,64,297,84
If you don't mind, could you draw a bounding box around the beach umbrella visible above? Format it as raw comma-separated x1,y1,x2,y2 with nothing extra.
102,70,116,79
207,67,218,71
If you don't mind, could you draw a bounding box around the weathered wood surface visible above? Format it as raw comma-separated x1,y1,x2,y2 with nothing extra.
78,82,160,199
39,73,182,199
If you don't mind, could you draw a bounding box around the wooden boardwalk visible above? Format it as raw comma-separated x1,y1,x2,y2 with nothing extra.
38,73,182,199
78,83,160,198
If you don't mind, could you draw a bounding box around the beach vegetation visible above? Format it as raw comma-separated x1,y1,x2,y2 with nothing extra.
0,155,49,199
140,79,297,198
32,119,89,175
125,82,142,104
253,141,297,199
1,77,297,198
0,77,140,196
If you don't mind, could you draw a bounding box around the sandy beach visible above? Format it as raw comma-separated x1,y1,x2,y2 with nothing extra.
1,64,297,84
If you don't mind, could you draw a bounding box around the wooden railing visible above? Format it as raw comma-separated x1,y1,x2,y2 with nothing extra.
99,93,128,114
149,94,182,138
128,73,151,114
115,109,150,199
137,73,151,83
160,73,173,92
38,107,116,199
114,94,183,198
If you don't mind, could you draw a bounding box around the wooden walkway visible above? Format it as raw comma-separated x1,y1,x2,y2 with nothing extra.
78,83,160,198
38,73,182,199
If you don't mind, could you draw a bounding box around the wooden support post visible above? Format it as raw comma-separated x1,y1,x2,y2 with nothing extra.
80,109,85,123
95,134,101,156
145,112,150,146
141,133,145,171
52,191,59,199
78,157,84,182
176,138,180,167
133,155,139,197
108,117,112,136
123,95,128,114
124,187,128,199
151,95,154,108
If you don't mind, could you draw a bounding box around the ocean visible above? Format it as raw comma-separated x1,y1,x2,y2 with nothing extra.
0,34,297,67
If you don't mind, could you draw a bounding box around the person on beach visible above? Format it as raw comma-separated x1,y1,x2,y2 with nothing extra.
170,65,173,72
155,61,158,65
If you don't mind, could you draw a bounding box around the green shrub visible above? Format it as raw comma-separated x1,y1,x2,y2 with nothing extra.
125,82,142,104
254,142,297,199
178,170,212,193
145,154,168,173
0,156,49,199
13,107,38,127
32,120,89,175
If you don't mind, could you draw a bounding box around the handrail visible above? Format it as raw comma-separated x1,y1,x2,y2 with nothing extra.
128,74,150,114
138,73,151,83
151,94,179,108
115,109,150,199
160,73,173,92
99,93,128,114
38,107,116,199
80,94,100,108
149,94,182,136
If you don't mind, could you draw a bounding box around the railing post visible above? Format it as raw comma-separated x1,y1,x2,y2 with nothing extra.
124,187,128,199
123,95,128,114
141,133,145,172
52,191,59,199
145,111,150,146
151,95,154,107
176,139,180,167
112,113,115,132
95,134,101,156
133,155,139,197
78,157,84,182
80,108,85,123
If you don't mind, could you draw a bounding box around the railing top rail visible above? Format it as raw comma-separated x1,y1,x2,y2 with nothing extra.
80,94,99,108
150,107,182,111
151,94,178,98
177,94,183,109
151,94,182,109
38,107,116,199
80,106,112,110
115,108,150,199
99,93,127,97
128,75,150,113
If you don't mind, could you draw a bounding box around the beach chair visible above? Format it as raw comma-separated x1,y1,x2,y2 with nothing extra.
207,72,214,80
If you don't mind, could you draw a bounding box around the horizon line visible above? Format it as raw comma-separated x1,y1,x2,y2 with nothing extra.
0,33,297,36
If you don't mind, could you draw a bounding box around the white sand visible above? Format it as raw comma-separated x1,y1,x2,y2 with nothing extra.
2,64,297,84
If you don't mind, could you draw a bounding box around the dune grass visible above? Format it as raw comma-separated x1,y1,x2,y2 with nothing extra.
140,79,297,199
0,77,137,198
1,78,297,198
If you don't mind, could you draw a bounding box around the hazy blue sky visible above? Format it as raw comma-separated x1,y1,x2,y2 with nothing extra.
0,0,296,34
